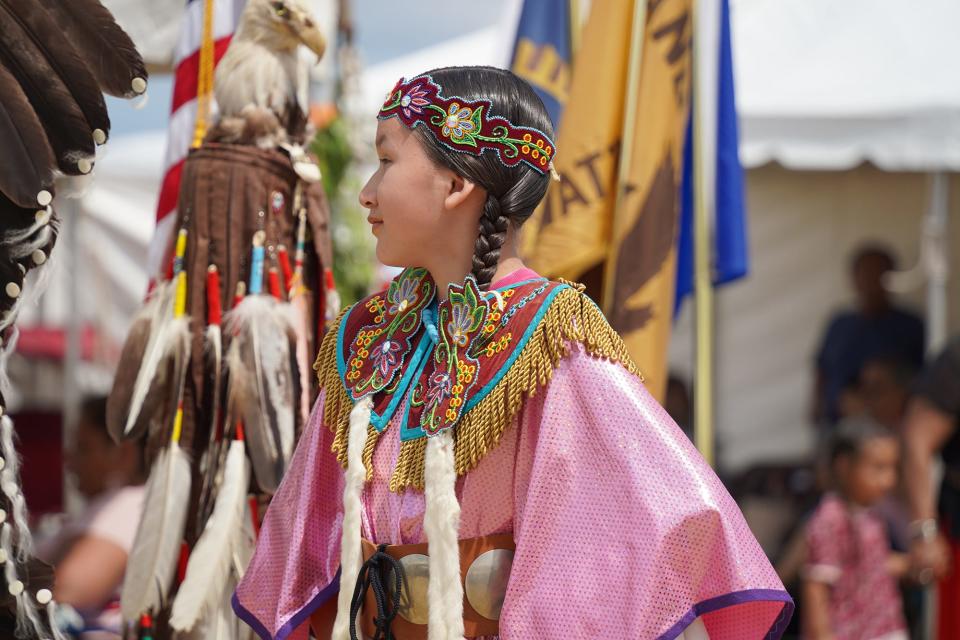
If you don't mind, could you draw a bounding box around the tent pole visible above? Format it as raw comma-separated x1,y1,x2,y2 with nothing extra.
925,171,949,357
62,201,82,514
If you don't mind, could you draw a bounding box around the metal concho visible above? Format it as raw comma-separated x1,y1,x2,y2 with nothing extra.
464,548,514,620
391,553,430,625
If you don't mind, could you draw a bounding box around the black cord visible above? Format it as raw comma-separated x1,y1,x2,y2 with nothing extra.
349,544,406,640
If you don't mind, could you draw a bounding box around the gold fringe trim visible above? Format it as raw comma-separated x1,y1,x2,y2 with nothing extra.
319,287,643,493
389,437,427,492
315,307,354,468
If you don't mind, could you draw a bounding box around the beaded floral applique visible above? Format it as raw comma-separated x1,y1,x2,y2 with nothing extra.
344,267,435,399
420,277,490,436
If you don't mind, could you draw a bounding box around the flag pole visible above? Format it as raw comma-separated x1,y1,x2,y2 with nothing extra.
569,0,581,56
692,0,716,467
602,0,648,315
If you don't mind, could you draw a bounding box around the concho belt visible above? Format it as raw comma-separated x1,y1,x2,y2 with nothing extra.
355,533,515,640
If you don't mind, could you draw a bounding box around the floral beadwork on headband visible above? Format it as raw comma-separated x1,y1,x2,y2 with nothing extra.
379,75,557,174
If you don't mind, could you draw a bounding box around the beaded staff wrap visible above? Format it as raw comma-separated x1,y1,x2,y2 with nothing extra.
378,75,557,174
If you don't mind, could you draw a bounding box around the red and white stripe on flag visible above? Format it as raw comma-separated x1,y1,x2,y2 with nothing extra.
148,0,246,278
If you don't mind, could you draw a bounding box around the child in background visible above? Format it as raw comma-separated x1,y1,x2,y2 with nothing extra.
803,417,909,640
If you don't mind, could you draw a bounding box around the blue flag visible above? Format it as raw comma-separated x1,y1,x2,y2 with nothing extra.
675,0,748,313
510,0,574,130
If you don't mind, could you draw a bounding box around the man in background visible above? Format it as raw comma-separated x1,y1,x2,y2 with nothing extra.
813,245,925,428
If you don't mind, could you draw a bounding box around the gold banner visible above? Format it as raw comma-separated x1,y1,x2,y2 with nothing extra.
521,0,692,399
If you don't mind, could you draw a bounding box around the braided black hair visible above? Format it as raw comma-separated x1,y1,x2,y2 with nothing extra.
412,66,554,287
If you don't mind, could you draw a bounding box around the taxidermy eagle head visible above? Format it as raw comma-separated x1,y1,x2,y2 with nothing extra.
208,0,326,149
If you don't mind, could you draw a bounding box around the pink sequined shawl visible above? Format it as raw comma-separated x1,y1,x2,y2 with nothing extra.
234,344,791,639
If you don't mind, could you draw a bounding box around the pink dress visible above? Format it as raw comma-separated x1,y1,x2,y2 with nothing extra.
234,270,792,639
804,494,907,640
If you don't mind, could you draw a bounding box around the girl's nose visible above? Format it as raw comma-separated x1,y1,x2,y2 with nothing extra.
359,175,377,210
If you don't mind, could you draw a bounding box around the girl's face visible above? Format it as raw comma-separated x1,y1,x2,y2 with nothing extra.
359,118,467,269
838,436,900,507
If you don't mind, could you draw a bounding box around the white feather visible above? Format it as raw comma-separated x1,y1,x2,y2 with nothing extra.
234,501,257,578
206,324,223,437
0,328,18,397
331,397,372,640
224,296,296,492
290,284,312,424
123,282,177,436
424,431,465,640
120,442,192,621
197,323,224,523
170,439,250,632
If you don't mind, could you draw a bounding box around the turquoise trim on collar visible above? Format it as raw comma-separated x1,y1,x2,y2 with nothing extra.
399,341,433,442
335,303,351,391
371,333,430,432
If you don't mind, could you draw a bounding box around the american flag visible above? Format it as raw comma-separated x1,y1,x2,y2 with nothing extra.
147,0,246,278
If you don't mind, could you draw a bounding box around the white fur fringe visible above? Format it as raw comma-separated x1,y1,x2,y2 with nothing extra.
331,396,373,640
423,430,464,640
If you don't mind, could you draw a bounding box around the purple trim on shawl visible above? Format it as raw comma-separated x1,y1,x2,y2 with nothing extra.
657,588,794,640
232,571,340,640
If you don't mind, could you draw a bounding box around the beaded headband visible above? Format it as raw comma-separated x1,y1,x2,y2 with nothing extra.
378,75,557,175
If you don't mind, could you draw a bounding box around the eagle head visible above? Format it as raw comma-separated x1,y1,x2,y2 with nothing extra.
239,0,326,58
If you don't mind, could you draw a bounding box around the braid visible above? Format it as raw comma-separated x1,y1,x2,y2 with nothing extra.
471,194,508,287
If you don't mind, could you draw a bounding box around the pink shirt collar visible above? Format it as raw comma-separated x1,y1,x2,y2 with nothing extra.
490,267,542,289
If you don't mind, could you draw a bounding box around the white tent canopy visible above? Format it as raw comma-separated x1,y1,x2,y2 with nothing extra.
733,0,960,171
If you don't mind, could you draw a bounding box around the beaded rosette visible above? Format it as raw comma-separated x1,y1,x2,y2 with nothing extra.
378,75,557,174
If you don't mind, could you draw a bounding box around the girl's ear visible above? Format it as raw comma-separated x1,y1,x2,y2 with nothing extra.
442,172,482,212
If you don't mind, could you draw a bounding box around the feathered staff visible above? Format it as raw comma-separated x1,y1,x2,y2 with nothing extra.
120,229,193,621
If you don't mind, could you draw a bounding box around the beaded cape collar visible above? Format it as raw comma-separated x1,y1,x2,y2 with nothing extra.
315,267,642,492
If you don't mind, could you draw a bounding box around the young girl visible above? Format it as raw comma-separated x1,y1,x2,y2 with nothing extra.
233,66,791,640
803,417,909,640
